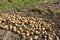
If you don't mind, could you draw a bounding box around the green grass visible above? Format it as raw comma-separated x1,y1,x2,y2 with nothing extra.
0,0,57,11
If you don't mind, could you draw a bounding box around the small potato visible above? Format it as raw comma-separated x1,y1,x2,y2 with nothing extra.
0,17,3,21
17,30,20,34
42,27,45,31
34,36,38,40
4,25,8,30
29,37,33,40
13,26,16,32
10,25,13,31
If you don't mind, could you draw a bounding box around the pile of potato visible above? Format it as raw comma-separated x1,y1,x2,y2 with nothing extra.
0,13,59,40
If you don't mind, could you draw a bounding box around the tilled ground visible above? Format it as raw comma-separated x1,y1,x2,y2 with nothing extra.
0,2,60,40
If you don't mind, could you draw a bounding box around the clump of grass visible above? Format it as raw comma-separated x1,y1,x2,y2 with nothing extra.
0,0,57,11
30,8,42,13
29,8,46,15
52,10,60,17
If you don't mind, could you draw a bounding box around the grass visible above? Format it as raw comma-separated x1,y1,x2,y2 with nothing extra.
0,0,57,11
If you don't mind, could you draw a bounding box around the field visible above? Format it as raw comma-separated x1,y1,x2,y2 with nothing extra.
0,0,60,40
0,0,57,11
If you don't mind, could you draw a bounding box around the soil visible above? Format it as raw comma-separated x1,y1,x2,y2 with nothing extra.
0,2,60,40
